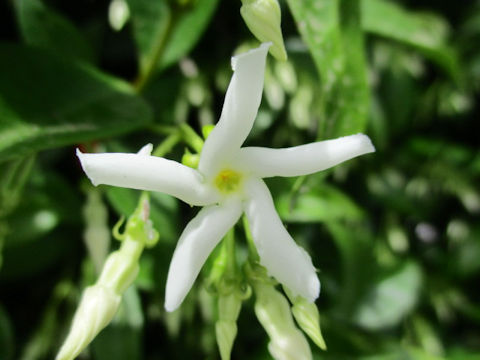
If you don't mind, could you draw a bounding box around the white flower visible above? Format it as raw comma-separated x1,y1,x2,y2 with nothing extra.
77,43,375,312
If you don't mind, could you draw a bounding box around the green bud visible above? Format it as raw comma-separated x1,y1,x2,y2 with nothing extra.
83,187,110,274
216,293,242,360
202,124,215,140
240,0,287,61
254,282,312,360
284,288,327,350
274,60,297,94
289,84,313,130
264,65,285,110
182,150,200,169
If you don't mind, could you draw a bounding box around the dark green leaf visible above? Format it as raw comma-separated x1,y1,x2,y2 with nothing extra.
287,0,369,138
362,0,461,80
92,286,144,360
14,0,94,62
277,183,364,223
0,44,152,161
128,0,219,81
0,304,14,360
353,261,422,330
160,0,219,69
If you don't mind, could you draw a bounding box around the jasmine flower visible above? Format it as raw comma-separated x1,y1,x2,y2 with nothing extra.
77,43,374,312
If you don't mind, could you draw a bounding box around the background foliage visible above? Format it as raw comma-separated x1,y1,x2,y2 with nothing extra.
0,0,479,359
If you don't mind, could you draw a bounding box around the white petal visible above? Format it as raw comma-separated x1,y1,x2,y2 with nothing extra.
137,143,153,156
165,199,243,312
77,149,218,206
244,179,320,302
198,43,270,178
236,134,375,178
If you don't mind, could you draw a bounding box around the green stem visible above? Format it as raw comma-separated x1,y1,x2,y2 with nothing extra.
242,216,259,262
180,123,204,153
224,229,236,276
153,132,182,157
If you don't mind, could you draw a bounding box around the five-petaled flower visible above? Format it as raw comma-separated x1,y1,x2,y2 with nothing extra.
77,43,375,312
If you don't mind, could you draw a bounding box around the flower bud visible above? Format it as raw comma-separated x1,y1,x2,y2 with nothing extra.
240,0,287,61
108,0,130,32
83,187,110,274
254,283,311,360
56,285,121,360
215,289,243,359
57,194,159,360
290,295,327,350
182,150,200,169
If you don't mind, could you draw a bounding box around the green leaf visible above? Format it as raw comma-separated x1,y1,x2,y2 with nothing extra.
287,0,369,138
362,0,461,80
128,0,219,82
276,183,364,223
14,0,94,62
353,261,422,330
91,286,144,360
127,0,170,77
0,304,14,360
0,44,152,161
160,0,219,70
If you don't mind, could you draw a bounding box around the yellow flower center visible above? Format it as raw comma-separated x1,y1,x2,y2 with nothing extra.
214,169,242,194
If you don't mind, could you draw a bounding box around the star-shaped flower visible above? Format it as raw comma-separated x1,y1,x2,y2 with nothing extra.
77,43,375,312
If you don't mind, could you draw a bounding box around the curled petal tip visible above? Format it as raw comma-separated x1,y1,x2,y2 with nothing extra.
137,143,153,156
231,42,271,71
356,133,376,153
76,148,98,186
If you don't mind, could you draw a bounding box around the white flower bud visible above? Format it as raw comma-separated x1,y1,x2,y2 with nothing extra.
108,0,130,32
254,283,311,360
240,0,287,60
56,285,121,360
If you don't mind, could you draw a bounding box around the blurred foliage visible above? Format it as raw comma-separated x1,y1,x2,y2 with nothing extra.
0,0,479,359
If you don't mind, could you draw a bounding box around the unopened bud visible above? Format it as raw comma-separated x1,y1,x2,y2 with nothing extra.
56,285,121,360
285,288,327,350
83,188,110,274
182,150,200,169
108,0,130,31
57,193,159,360
254,283,311,360
215,293,242,360
240,0,287,61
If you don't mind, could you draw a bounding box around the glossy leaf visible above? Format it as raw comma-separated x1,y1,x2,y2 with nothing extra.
287,0,369,138
0,44,152,161
276,183,364,223
362,0,461,80
91,287,144,360
0,305,13,360
354,261,422,330
14,0,94,62
128,0,219,79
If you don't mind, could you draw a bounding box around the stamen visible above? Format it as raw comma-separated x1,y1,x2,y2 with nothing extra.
214,169,242,193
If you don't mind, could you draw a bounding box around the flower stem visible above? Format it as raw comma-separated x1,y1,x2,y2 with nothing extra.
224,228,236,276
153,132,182,157
180,123,204,153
